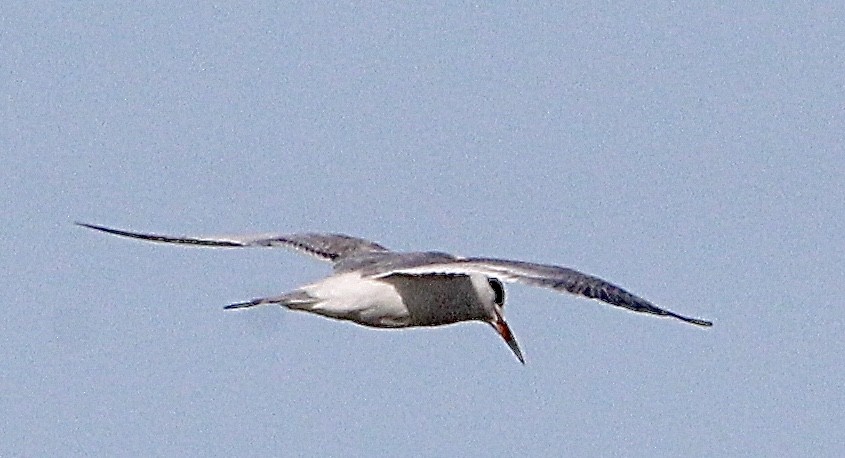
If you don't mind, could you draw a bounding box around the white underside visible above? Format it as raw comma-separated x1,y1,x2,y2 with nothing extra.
298,272,411,327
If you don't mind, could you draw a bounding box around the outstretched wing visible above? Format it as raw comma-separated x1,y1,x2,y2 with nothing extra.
370,256,712,327
76,223,391,262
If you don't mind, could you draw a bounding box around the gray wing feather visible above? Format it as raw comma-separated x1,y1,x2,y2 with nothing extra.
371,256,712,327
77,223,390,262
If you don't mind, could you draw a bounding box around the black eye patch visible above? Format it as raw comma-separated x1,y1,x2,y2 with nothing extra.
488,278,505,306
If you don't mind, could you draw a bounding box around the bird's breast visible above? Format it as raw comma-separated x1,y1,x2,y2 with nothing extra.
299,272,489,328
379,274,490,327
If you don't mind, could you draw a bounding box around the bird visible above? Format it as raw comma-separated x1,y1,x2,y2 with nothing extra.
77,222,712,364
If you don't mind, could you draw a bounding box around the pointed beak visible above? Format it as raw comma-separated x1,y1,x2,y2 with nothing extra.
492,312,525,365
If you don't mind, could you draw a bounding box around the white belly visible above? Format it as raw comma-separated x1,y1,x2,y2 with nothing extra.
298,273,411,327
294,272,490,328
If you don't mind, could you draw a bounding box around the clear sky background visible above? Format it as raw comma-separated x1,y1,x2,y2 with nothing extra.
2,3,843,456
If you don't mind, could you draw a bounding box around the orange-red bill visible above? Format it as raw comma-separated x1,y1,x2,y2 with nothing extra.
493,313,525,365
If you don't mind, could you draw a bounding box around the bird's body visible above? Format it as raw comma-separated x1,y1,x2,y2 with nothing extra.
260,271,496,328
78,223,712,363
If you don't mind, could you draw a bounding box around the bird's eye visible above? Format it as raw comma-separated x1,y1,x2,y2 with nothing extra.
488,278,505,306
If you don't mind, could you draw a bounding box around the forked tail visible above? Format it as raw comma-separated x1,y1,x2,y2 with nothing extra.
224,291,317,310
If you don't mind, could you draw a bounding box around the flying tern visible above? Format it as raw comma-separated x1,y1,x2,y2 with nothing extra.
78,223,712,363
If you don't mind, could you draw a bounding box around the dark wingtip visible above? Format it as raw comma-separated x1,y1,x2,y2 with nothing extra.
75,222,124,235
675,314,713,327
223,302,253,310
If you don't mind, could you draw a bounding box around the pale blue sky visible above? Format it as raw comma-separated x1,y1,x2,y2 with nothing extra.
2,2,844,456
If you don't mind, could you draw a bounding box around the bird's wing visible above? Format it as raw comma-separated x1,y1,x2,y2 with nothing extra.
76,223,391,262
369,256,712,327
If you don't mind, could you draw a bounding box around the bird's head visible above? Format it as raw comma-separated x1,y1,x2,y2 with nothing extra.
471,274,524,364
